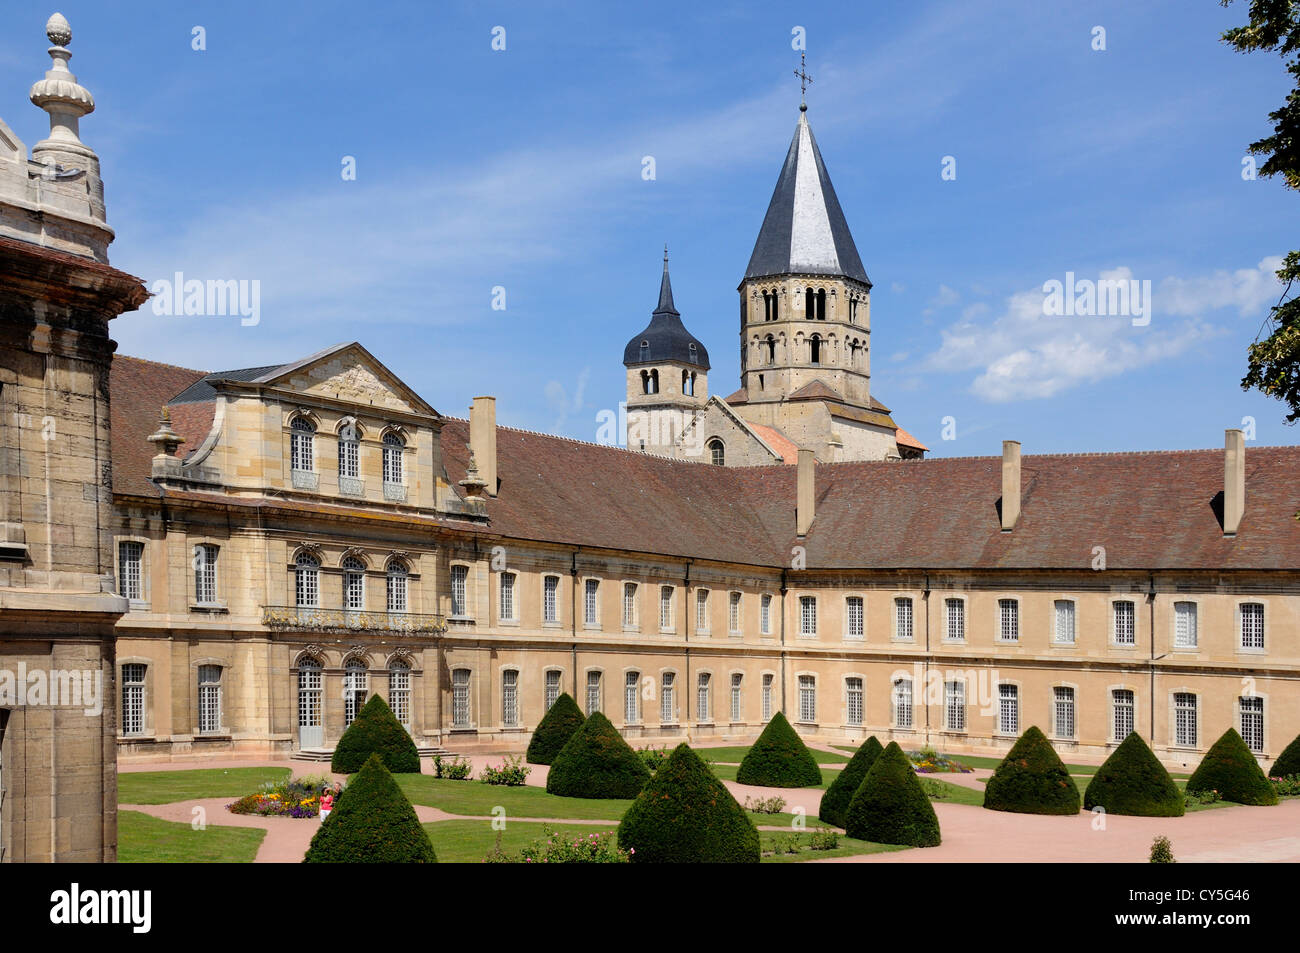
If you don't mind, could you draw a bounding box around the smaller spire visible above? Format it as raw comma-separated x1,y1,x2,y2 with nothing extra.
655,245,678,316
29,13,95,156
459,450,488,499
146,406,185,457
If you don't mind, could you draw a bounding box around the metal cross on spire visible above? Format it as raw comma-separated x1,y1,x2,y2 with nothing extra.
794,50,813,110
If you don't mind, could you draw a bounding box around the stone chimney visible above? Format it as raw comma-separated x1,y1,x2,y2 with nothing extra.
796,448,815,537
1224,428,1245,536
1001,440,1021,532
469,396,497,497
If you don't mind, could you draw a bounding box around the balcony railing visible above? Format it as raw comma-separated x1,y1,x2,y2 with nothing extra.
262,605,447,635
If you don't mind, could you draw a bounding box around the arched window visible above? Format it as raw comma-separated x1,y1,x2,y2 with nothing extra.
297,657,322,747
764,335,776,364
382,432,404,485
389,659,411,729
290,416,315,472
649,369,659,394
708,439,725,466
344,660,368,727
641,369,651,394
682,369,691,396
342,556,365,611
817,288,826,320
805,287,815,318
386,559,408,613
452,668,471,728
197,664,222,734
639,340,650,362
337,422,359,481
295,551,320,608
809,334,822,365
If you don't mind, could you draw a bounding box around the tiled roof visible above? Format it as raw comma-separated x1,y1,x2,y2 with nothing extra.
110,355,211,496
748,423,800,464
894,427,928,452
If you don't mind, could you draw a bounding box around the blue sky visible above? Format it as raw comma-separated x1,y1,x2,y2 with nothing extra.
1,0,1295,456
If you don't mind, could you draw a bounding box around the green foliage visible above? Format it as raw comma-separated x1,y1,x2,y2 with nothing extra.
479,755,530,786
1186,728,1279,805
1149,835,1175,864
809,827,839,851
331,694,421,774
638,745,670,772
432,754,472,780
735,711,823,788
844,741,941,847
1270,732,1300,779
304,754,436,863
546,711,651,799
1272,774,1300,797
742,795,787,815
525,693,585,765
1084,732,1185,817
982,726,1081,815
617,743,760,863
818,735,883,827
484,825,629,863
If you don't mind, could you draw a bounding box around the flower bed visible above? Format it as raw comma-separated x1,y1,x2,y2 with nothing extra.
483,826,630,863
227,775,335,819
908,748,974,774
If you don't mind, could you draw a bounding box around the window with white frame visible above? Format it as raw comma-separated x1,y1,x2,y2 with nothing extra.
845,597,864,640
197,664,222,734
799,596,817,637
543,575,560,623
450,564,468,617
386,560,408,613
121,663,146,736
1174,601,1198,649
389,660,411,727
998,684,1019,734
382,431,404,485
502,669,519,728
342,556,365,611
945,679,965,731
729,591,743,633
1240,696,1264,752
338,423,359,479
499,571,516,621
624,671,640,724
660,586,674,630
622,583,638,628
760,594,772,635
344,661,368,727
1174,692,1197,747
1053,686,1075,739
585,671,602,715
1112,689,1135,740
846,677,864,727
696,589,710,632
1054,600,1076,644
945,598,965,641
118,541,143,601
295,552,320,607
290,416,315,472
1240,603,1264,649
660,672,676,723
194,543,218,605
894,597,914,640
798,675,816,723
696,673,711,722
544,669,561,711
298,658,322,733
452,669,471,728
893,677,913,729
730,673,742,722
761,673,774,721
998,599,1019,641
584,579,599,626
1113,600,1136,645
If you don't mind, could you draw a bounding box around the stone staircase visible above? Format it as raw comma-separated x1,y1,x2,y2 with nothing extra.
290,744,459,763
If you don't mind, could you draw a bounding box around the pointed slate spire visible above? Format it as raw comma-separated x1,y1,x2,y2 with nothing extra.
655,244,678,315
745,110,870,286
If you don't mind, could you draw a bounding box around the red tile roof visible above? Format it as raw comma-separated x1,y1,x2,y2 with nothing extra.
894,427,929,452
748,423,800,464
110,355,210,496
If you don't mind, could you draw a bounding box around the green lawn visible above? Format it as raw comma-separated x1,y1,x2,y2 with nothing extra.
423,819,619,862
117,809,265,863
118,767,292,805
397,775,632,820
918,776,985,806
710,762,841,789
697,745,851,765
759,829,907,863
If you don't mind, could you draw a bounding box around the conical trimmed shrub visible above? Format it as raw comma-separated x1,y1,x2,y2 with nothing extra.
845,741,940,847
983,725,1081,815
526,692,585,765
818,735,883,827
1084,731,1184,817
305,754,436,863
1269,732,1300,779
736,711,822,787
546,711,651,798
331,694,420,774
1186,728,1278,805
617,744,760,863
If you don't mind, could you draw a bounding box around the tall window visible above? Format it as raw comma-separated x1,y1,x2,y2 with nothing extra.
1240,603,1264,649
194,543,218,605
894,597,913,640
389,660,411,727
622,582,638,628
660,586,674,630
342,556,365,611
1113,600,1136,645
893,677,913,729
998,599,1019,641
760,594,772,635
197,664,222,734
382,432,404,485
696,589,710,632
1174,601,1198,649
1054,600,1076,644
1112,689,1135,740
1174,692,1198,747
122,663,146,736
118,541,143,601
998,684,1019,734
545,670,561,711
660,673,676,724
585,671,602,715
451,669,471,728
295,552,320,608
344,661,368,726
945,598,965,640
499,572,516,621
502,670,519,728
729,591,743,633
1240,696,1264,753
945,680,966,731
846,677,864,727
386,560,408,613
337,423,359,480
1053,686,1076,739
696,673,711,722
798,675,816,723
799,595,817,637
543,576,560,623
730,673,742,722
450,564,468,616
708,439,725,466
624,671,640,724
761,673,774,721
845,597,864,640
584,579,599,626
297,658,322,736
290,416,315,472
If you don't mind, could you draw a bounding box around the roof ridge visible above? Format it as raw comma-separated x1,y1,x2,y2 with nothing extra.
442,416,719,466
116,353,210,377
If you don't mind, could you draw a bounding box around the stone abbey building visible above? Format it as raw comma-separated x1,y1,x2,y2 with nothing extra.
1,15,1298,861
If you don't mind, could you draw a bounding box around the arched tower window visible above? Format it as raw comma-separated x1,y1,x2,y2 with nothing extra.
762,291,772,321
707,439,725,466
809,334,822,365
649,369,659,394
640,370,651,395
805,287,815,318
764,334,776,364
817,288,827,320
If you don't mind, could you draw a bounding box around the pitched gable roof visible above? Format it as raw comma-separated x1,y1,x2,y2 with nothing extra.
110,355,212,495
